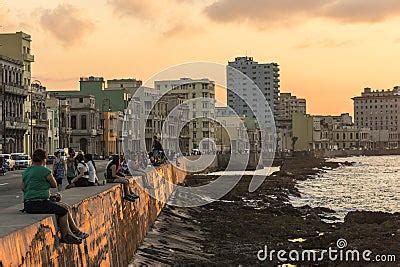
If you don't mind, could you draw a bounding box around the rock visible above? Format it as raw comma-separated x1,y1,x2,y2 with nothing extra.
345,211,400,225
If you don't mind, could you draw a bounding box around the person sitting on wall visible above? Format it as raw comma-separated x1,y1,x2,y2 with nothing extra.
65,154,90,189
22,149,88,245
106,155,139,202
84,153,99,186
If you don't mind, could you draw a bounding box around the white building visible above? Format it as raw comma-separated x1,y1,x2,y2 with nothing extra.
227,56,280,125
155,78,216,153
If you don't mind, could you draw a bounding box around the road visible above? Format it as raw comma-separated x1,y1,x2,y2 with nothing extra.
0,161,109,211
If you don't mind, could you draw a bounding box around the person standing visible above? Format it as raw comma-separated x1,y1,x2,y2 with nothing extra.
84,154,98,186
22,149,88,244
53,151,66,191
66,148,77,185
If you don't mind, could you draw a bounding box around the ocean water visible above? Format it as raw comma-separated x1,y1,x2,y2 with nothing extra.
290,155,400,220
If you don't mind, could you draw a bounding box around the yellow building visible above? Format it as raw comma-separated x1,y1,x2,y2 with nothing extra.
100,112,119,156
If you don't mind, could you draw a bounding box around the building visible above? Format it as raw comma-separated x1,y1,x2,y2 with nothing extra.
68,95,100,154
278,93,306,120
100,112,119,156
215,113,249,153
292,113,372,151
155,78,216,153
53,77,142,112
0,32,34,154
30,82,48,153
353,87,400,149
0,55,27,153
276,92,307,152
227,57,280,123
46,108,58,155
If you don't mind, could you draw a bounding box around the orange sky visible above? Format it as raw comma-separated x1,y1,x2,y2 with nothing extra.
1,0,400,115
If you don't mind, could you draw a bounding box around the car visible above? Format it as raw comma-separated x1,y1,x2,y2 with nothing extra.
47,155,56,165
0,154,16,171
11,153,31,169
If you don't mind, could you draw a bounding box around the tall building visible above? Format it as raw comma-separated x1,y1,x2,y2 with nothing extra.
227,57,280,124
0,32,34,154
155,78,216,153
0,56,26,153
353,87,400,149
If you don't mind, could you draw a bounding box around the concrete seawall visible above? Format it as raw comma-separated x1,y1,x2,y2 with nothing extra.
0,163,187,266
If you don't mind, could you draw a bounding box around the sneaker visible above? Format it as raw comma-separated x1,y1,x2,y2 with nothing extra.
73,231,89,239
128,193,140,200
60,234,82,245
123,195,138,202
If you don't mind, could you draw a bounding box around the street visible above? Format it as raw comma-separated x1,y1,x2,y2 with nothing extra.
0,160,109,211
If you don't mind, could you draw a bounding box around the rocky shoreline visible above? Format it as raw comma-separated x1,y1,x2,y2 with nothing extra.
131,157,400,266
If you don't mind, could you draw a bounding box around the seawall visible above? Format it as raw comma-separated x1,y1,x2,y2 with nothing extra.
0,163,187,266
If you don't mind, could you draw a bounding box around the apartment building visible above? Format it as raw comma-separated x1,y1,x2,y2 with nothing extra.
0,32,35,154
0,56,27,153
353,87,400,149
227,57,280,123
155,78,216,153
30,83,48,152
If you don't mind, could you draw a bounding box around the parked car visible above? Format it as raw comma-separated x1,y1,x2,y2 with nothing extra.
0,154,16,171
11,153,31,169
47,155,56,165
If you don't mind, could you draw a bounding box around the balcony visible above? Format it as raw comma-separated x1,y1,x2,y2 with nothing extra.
61,127,72,134
72,129,98,136
0,84,27,96
5,121,28,130
23,53,35,62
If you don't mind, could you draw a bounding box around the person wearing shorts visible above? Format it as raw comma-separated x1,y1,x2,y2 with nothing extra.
22,149,88,244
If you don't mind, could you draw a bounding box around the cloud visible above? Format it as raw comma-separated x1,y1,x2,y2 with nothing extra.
323,0,400,23
108,0,156,19
39,4,94,46
204,0,400,27
108,0,204,38
294,38,356,49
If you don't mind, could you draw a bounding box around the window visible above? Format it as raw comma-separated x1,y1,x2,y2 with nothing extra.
79,98,83,103
71,115,77,130
81,115,87,130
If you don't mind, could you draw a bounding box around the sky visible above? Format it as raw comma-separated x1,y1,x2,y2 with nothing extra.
1,0,400,115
